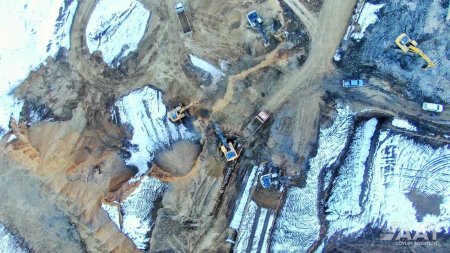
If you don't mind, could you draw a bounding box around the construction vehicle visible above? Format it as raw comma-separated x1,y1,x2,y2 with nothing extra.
213,123,240,162
260,165,280,189
167,100,199,123
240,110,270,140
422,102,443,112
260,173,280,189
246,11,270,47
175,3,192,35
395,33,435,68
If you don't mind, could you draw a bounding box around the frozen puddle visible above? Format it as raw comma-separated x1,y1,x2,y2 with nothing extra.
112,86,197,176
327,126,450,239
190,54,225,84
230,166,276,253
0,223,29,253
0,0,78,137
271,104,355,253
86,0,151,66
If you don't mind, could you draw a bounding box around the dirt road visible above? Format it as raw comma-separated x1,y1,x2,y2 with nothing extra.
263,0,357,169
263,0,357,111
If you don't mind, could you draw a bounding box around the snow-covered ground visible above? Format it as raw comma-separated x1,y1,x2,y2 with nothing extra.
327,128,450,239
351,2,385,41
231,166,276,253
0,0,78,137
337,0,385,53
86,0,150,66
271,104,355,253
190,55,225,84
121,176,166,250
392,118,417,131
109,85,198,249
101,203,121,228
102,176,166,250
0,223,29,253
113,86,197,175
326,118,378,235
230,166,259,229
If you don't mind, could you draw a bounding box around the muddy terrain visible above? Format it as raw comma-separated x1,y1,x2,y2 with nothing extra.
1,0,450,252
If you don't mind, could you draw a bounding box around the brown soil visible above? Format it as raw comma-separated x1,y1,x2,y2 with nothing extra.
5,0,433,251
155,140,201,177
252,186,282,210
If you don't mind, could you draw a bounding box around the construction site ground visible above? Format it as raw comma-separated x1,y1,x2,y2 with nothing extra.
2,0,450,252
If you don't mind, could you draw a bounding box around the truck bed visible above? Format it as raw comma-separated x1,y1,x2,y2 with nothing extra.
177,11,192,34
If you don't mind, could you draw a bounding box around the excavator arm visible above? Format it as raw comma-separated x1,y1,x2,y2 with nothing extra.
408,46,435,68
179,100,199,114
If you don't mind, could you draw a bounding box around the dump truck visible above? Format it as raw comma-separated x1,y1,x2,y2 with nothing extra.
175,3,192,35
240,110,270,140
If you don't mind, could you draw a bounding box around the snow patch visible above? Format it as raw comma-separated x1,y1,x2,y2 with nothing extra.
343,2,385,42
113,86,197,175
230,166,258,229
86,0,150,66
271,104,355,253
333,50,342,62
121,176,166,250
190,55,225,84
327,129,450,239
327,118,378,235
231,166,276,253
392,118,417,132
101,203,121,228
7,134,17,144
0,223,29,253
351,3,385,41
0,0,78,137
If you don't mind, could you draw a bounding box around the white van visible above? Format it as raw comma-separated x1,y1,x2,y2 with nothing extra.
422,102,443,112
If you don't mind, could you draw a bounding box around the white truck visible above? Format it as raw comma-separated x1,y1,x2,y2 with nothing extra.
422,102,443,112
175,3,192,35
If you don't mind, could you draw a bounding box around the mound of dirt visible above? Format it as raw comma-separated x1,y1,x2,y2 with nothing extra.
155,141,201,177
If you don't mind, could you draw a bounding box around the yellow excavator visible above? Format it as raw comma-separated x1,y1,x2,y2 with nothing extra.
395,33,435,68
167,100,199,123
213,123,240,162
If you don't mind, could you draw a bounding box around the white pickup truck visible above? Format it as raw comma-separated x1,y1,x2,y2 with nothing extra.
422,102,443,112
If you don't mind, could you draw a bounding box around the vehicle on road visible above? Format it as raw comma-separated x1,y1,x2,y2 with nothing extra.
175,3,192,35
342,79,364,87
422,102,443,112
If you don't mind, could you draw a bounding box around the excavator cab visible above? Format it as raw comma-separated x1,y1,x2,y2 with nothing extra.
168,105,185,123
167,100,199,123
220,141,240,162
395,33,435,68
